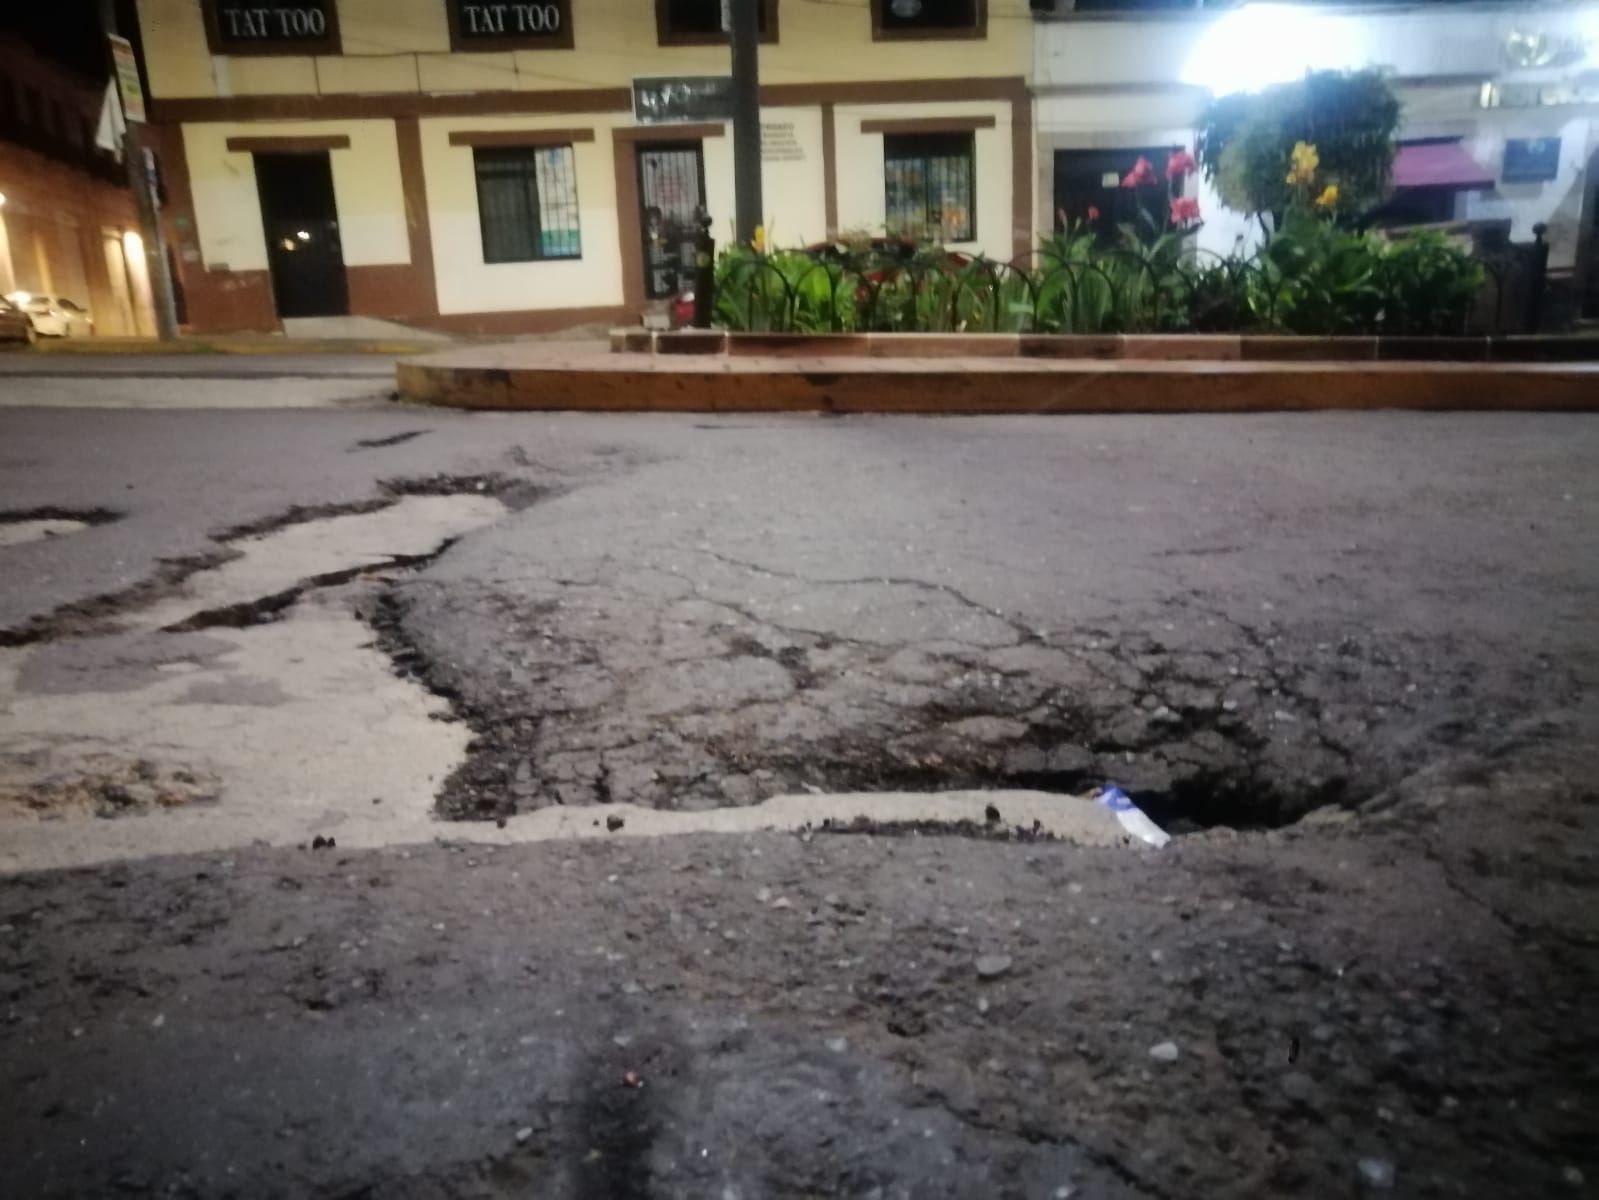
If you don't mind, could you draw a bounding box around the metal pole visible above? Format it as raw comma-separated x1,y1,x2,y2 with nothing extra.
729,0,763,244
100,0,180,340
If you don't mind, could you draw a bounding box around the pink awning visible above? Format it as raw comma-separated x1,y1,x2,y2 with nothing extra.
1392,142,1495,190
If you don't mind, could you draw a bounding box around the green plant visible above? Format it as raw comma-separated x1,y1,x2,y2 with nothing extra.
1372,230,1486,335
710,208,1489,338
1197,70,1400,218
714,247,854,332
1252,207,1383,334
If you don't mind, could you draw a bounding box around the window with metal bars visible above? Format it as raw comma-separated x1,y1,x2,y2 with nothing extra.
883,132,976,243
473,145,582,264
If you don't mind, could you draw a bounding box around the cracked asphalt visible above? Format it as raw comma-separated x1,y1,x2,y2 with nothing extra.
1,392,1597,1197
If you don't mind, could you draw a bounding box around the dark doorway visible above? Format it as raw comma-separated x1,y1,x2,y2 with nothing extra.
253,152,348,318
1053,146,1180,240
636,142,705,301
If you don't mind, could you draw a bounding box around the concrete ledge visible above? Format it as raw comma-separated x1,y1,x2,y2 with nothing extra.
400,350,1599,414
619,330,1599,363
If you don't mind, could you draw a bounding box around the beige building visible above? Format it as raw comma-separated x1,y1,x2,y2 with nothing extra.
0,35,158,337
133,0,1034,333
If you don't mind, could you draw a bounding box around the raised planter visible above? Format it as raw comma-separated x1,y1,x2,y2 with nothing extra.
611,329,1599,364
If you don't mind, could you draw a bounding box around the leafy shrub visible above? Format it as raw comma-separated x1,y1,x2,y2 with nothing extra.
711,215,1487,338
1372,231,1486,335
1196,70,1400,218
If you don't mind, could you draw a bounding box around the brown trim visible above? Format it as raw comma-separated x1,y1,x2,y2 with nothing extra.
860,116,996,135
448,128,596,148
870,0,986,42
445,0,575,52
394,116,438,319
149,78,1030,124
611,123,727,143
821,102,838,239
1034,81,1208,99
614,135,645,313
654,0,779,45
407,305,634,336
764,77,1027,106
200,0,342,57
150,88,634,124
1391,72,1496,90
1010,91,1032,263
225,134,350,153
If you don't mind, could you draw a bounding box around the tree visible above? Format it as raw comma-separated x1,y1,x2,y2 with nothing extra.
1195,70,1401,218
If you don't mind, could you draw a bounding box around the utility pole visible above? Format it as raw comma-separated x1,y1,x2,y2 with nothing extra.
100,0,180,340
728,0,763,243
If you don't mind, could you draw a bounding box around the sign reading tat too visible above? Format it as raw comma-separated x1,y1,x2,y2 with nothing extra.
448,0,573,47
206,1,340,52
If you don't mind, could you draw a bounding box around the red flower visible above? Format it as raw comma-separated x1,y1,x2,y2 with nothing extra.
1169,195,1202,225
1120,157,1155,188
1087,206,1101,221
1166,149,1198,180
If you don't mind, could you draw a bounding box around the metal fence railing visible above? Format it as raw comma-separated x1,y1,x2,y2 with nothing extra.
708,237,1546,338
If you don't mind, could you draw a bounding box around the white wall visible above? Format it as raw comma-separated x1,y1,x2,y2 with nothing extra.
420,113,631,315
757,107,828,249
1462,114,1598,266
183,119,409,272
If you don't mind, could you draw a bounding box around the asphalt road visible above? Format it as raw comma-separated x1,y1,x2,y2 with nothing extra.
1,389,1596,1197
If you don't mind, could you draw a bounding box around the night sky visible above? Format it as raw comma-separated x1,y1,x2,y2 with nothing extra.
0,2,142,82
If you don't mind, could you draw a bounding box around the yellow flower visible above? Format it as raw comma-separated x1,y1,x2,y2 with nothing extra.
1315,184,1339,210
1287,140,1320,185
752,225,767,253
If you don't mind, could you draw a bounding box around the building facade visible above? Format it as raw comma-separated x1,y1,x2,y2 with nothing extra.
1032,1,1599,319
0,35,158,337
133,0,1034,333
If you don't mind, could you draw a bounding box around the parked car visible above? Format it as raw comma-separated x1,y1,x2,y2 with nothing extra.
5,292,94,338
0,295,37,345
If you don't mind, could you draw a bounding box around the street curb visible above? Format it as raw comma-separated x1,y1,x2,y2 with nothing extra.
397,353,1599,414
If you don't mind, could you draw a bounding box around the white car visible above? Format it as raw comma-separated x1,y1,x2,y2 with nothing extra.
5,293,94,338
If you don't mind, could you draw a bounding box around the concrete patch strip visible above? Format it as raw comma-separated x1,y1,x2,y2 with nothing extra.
0,497,502,873
397,351,1599,414
0,787,1146,875
0,496,1154,874
0,519,89,549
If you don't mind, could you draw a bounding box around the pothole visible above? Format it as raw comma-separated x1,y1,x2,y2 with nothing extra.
0,507,120,549
379,570,1560,837
0,491,506,871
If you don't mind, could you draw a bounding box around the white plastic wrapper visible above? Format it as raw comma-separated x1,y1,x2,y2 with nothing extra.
1096,786,1171,848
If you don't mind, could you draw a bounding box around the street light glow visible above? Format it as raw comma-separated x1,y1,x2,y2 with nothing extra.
1179,4,1371,95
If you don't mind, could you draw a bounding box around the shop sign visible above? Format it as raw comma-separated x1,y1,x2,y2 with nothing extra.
108,35,145,124
633,77,734,125
1480,79,1599,109
447,0,573,49
1502,137,1562,184
761,121,804,163
205,1,341,54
